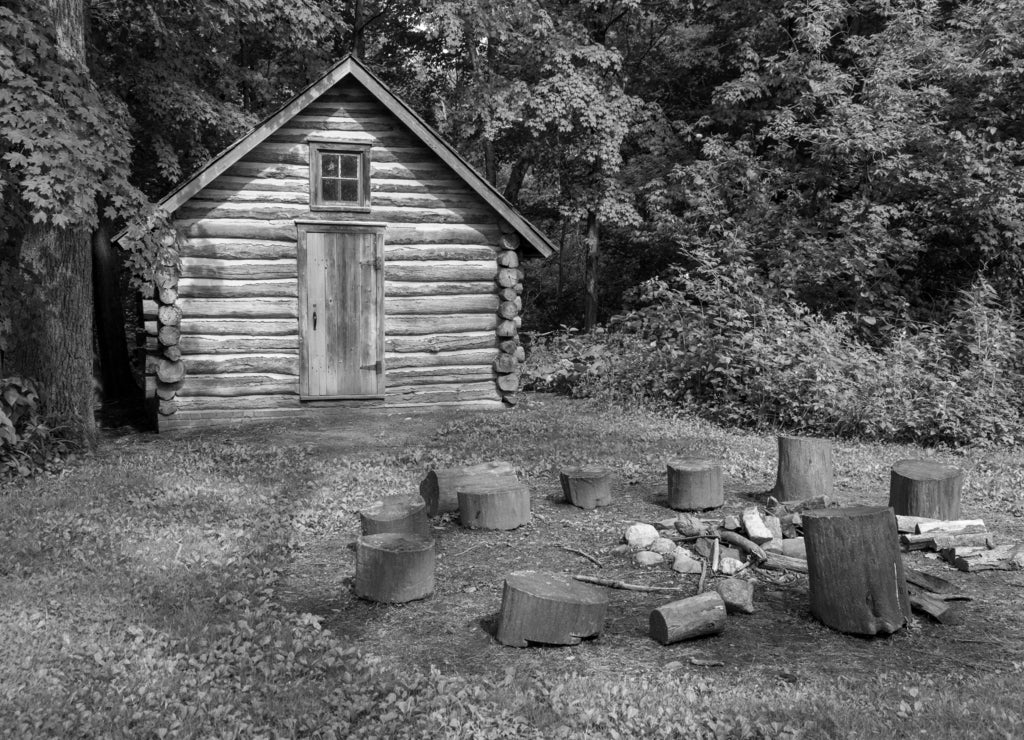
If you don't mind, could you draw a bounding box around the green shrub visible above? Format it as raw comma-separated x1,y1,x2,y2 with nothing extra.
0,376,74,479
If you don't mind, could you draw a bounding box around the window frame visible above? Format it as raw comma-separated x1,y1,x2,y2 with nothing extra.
308,140,372,212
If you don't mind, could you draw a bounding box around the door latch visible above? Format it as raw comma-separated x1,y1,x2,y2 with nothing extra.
360,360,383,374
312,304,317,330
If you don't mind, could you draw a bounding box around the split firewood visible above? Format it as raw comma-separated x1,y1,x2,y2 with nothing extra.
915,519,986,535
741,507,774,544
711,538,720,573
649,592,727,645
942,543,1024,572
909,591,963,625
895,515,940,534
783,496,832,513
761,553,809,574
903,566,956,595
901,531,993,551
717,529,767,562
573,575,687,593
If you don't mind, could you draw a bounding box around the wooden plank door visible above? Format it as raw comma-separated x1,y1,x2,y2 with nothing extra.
298,224,385,399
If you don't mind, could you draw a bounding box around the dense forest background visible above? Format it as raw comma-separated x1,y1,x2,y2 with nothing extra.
2,0,1024,450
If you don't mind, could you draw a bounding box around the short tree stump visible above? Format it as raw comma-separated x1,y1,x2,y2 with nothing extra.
649,591,727,644
888,459,963,520
359,494,431,537
496,570,608,647
355,533,435,604
559,466,613,509
772,436,834,502
458,484,531,530
419,461,518,516
667,458,723,511
803,506,909,635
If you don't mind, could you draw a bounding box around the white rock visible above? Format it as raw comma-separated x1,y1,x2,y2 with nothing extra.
718,557,745,575
651,537,677,556
634,551,664,567
762,539,784,554
624,522,659,549
742,506,774,544
672,549,703,574
764,515,783,541
716,577,755,614
781,537,807,560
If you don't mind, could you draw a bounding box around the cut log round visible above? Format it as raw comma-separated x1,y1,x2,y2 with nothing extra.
158,325,181,347
153,268,177,290
419,461,518,517
156,358,185,384
354,533,435,603
163,345,182,362
772,436,834,502
158,304,183,327
158,398,177,416
155,381,180,401
559,466,613,510
803,506,910,635
496,373,521,392
494,354,519,374
498,300,519,319
666,459,723,511
496,320,517,338
359,494,431,537
497,250,519,268
649,591,727,645
495,570,608,647
458,485,531,530
888,459,963,520
158,286,178,305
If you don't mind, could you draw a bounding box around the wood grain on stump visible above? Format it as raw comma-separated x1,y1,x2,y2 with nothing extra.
772,436,834,502
666,459,723,511
457,485,531,530
496,571,608,647
803,506,909,635
888,459,963,521
649,591,727,645
355,533,435,604
559,466,613,509
419,461,517,516
359,494,431,537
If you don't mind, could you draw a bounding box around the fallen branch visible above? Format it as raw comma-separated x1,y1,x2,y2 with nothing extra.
697,560,708,593
560,545,602,568
573,575,686,593
717,529,767,562
760,553,809,574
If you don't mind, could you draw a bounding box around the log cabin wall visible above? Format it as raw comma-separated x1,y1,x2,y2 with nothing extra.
141,78,526,430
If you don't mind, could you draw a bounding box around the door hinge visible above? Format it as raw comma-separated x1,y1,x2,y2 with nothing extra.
360,360,383,374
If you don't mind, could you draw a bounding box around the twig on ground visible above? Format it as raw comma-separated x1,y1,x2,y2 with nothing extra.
559,545,602,567
449,542,488,559
573,575,686,593
697,561,708,593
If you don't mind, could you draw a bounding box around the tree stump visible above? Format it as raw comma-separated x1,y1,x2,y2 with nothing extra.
772,436,834,502
419,461,517,516
359,494,431,537
354,533,435,604
803,506,909,635
458,485,531,530
888,459,963,521
496,571,608,647
666,459,723,511
649,592,727,645
559,466,613,509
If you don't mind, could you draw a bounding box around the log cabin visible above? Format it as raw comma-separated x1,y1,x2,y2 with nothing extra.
120,55,555,431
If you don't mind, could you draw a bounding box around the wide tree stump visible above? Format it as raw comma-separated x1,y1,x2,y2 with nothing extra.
649,591,727,645
354,533,435,604
496,571,608,647
803,506,910,635
559,466,613,509
458,485,531,530
666,459,723,511
419,461,517,517
772,436,834,502
888,459,963,521
359,494,431,537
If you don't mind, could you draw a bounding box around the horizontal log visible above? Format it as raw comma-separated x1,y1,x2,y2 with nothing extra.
179,334,299,354
177,297,298,319
180,318,298,335
196,189,310,205
385,260,495,282
181,258,298,280
172,383,502,412
371,178,474,194
286,114,404,130
180,219,499,244
370,162,465,180
371,192,487,209
224,162,310,180
384,280,494,297
270,128,417,147
210,176,307,192
384,331,496,354
179,219,297,241
385,382,500,405
384,348,498,369
385,294,498,315
184,353,299,375
178,278,298,299
385,314,498,335
142,298,158,320
178,201,495,224
895,515,939,534
385,366,494,386
384,244,497,261
181,238,296,259
915,519,986,535
301,101,386,115
179,374,299,397
175,394,300,411
248,142,440,166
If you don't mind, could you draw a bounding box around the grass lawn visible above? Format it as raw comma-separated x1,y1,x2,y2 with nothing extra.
2,393,1023,738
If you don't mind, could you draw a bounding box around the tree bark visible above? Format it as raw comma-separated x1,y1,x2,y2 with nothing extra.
649,592,727,645
354,533,435,603
458,485,531,530
583,210,599,331
559,466,614,509
92,221,136,400
888,459,963,520
667,459,724,511
496,570,608,647
772,436,834,502
359,494,431,537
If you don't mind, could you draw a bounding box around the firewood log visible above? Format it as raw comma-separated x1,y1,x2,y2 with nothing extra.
496,570,608,647
158,325,181,347
156,357,185,384
359,494,431,537
158,304,182,327
559,466,614,510
888,459,963,520
354,533,435,603
419,461,517,517
804,506,910,635
666,459,723,511
458,484,531,530
649,591,727,645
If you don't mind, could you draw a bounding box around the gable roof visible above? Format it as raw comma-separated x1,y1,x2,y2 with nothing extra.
133,55,555,257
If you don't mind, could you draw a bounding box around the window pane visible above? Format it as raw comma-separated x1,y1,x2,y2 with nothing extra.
339,154,359,178
339,180,359,202
321,178,341,202
322,153,339,177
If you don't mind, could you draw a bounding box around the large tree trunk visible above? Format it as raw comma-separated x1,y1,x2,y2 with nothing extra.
583,210,599,331
91,221,136,401
7,0,95,441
